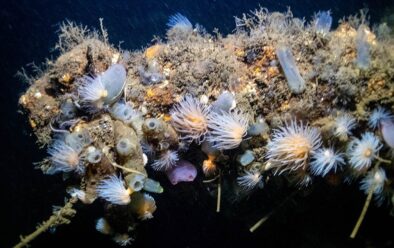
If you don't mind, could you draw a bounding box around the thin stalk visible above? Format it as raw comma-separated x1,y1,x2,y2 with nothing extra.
216,172,222,213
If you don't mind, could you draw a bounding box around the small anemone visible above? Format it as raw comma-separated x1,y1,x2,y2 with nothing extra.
333,114,357,140
237,170,263,192
207,109,249,150
347,132,382,170
78,64,126,112
266,120,322,174
360,168,387,205
96,174,131,205
95,218,113,235
151,150,179,171
310,148,345,176
170,95,210,144
113,234,134,247
368,106,393,129
130,193,157,220
47,139,83,174
78,76,108,112
167,13,192,30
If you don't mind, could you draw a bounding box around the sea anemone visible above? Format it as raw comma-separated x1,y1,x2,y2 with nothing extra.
47,139,82,174
78,64,127,112
333,114,357,139
266,120,322,174
150,150,179,171
113,234,134,247
348,132,382,170
237,170,263,191
96,218,113,235
170,95,210,143
96,175,131,205
167,13,192,30
310,148,345,176
360,168,387,205
207,109,249,150
368,106,393,129
67,187,95,204
130,193,157,220
78,76,108,111
202,155,217,176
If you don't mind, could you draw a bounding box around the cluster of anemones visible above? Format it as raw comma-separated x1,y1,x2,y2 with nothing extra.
170,93,249,150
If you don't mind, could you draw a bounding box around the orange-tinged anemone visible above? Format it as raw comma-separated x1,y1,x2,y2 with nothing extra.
170,95,210,144
207,109,249,150
266,120,322,174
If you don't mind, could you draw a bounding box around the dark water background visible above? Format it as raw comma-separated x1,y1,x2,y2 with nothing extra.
1,0,394,247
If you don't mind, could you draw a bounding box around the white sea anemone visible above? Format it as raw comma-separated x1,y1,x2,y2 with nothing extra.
266,120,322,174
96,175,131,205
310,148,345,176
207,109,249,150
170,95,210,143
67,187,95,204
136,194,157,220
368,106,393,129
360,168,387,205
348,132,382,170
47,140,82,174
78,76,108,111
151,150,179,171
237,170,263,191
113,234,134,247
95,218,113,235
333,114,357,139
167,13,192,30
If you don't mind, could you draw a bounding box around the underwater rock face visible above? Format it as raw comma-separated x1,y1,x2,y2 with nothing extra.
165,160,197,185
16,6,394,247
